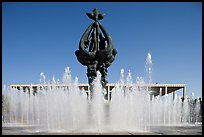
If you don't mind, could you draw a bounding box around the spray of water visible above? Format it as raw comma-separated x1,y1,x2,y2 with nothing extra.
2,54,201,133
145,53,153,84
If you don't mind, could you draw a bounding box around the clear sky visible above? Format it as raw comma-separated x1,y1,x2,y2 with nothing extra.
2,2,202,98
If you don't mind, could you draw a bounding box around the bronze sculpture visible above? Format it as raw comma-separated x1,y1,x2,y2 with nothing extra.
75,8,117,99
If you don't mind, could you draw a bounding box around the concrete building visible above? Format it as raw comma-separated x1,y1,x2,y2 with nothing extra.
10,83,186,101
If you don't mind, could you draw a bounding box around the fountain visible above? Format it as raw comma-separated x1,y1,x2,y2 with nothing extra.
2,9,202,135
145,53,153,84
2,53,202,134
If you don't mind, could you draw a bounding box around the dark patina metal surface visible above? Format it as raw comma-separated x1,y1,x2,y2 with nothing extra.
75,9,117,99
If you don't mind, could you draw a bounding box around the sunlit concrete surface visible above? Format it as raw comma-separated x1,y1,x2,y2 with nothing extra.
2,123,202,135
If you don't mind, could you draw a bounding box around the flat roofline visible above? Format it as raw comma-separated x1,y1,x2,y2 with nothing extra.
9,83,187,99
10,83,186,87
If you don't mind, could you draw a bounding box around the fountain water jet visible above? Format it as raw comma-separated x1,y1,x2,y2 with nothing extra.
2,55,201,134
145,53,153,84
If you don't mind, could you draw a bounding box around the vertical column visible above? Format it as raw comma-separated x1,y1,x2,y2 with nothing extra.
88,85,90,98
159,87,162,96
173,91,176,100
107,85,110,101
183,86,186,100
165,86,167,95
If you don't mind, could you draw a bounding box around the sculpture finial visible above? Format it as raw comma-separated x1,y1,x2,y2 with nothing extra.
86,8,105,21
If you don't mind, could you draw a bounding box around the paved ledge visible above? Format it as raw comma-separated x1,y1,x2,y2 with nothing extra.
2,124,202,135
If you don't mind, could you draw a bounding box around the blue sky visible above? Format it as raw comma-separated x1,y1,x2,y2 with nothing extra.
2,2,202,98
